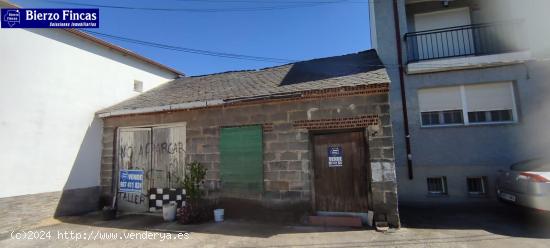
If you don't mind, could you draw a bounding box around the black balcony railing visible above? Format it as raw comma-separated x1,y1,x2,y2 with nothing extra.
404,21,526,63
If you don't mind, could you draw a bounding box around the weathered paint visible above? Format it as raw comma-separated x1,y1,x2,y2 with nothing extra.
117,128,151,212
152,125,186,188
115,124,186,212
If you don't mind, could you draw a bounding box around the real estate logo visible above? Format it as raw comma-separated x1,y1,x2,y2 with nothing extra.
328,146,343,167
1,8,99,28
2,9,20,27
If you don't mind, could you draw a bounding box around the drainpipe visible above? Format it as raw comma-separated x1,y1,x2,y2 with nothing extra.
392,0,414,179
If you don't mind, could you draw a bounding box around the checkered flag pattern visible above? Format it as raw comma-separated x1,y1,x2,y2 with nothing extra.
148,188,186,212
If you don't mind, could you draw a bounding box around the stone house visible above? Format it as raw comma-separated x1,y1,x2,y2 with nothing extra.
97,50,400,227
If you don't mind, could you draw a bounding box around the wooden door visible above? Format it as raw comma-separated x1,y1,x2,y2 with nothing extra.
117,128,152,213
312,131,369,212
151,125,186,189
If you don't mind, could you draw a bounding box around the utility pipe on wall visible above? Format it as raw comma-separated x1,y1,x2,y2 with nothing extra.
392,0,414,179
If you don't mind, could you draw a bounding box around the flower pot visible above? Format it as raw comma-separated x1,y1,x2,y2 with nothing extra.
163,202,177,221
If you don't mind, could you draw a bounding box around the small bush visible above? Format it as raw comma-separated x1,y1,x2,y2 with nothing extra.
176,161,213,224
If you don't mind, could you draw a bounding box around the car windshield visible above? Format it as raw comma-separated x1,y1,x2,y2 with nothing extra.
510,158,550,172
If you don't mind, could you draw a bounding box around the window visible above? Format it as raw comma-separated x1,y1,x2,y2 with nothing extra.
490,110,512,122
418,82,517,126
134,80,143,92
467,177,487,195
427,177,447,195
468,110,513,123
421,111,440,126
421,110,463,126
467,111,487,123
442,110,464,124
418,86,463,126
464,82,515,124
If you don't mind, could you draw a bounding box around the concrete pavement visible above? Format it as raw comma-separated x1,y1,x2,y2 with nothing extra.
1,204,549,247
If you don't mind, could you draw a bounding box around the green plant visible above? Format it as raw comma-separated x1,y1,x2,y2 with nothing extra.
181,161,207,201
177,161,210,224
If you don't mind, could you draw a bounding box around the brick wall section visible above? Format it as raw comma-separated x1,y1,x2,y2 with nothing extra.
100,86,400,226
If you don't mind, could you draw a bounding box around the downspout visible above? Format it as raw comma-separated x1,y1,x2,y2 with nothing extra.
111,127,118,208
392,0,414,179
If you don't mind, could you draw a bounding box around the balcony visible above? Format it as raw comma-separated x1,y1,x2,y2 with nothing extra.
404,20,527,63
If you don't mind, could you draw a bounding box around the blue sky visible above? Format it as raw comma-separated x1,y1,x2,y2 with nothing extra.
12,0,372,76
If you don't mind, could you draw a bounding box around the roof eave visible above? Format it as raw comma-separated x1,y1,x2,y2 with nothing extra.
97,99,225,118
96,82,390,118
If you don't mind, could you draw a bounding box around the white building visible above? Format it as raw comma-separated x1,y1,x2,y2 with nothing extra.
0,1,182,216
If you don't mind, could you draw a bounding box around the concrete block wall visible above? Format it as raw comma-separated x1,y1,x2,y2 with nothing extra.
100,85,399,226
368,107,400,227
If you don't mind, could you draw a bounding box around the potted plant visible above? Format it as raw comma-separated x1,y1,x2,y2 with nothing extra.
176,161,213,224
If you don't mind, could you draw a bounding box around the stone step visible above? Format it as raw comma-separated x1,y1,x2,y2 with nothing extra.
308,215,363,227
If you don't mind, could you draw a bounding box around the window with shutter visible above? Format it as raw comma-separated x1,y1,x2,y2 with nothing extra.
418,82,517,126
418,86,464,126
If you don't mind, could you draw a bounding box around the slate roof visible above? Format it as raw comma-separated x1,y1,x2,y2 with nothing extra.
98,49,390,117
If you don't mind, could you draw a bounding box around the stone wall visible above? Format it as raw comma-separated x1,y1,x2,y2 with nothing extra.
100,85,400,227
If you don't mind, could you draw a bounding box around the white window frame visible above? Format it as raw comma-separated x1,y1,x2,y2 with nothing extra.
419,82,518,128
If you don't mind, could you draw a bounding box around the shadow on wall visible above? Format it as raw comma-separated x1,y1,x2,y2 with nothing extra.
54,117,103,217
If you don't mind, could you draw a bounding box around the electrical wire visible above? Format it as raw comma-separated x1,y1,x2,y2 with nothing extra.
174,0,370,3
29,1,549,69
42,0,362,12
82,30,297,63
81,30,550,67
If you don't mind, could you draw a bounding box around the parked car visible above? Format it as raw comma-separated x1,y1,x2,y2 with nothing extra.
496,158,550,211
